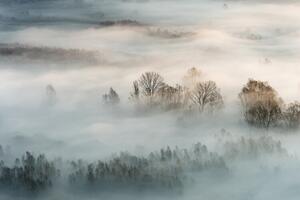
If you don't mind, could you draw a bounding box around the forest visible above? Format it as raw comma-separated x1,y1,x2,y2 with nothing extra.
0,135,287,194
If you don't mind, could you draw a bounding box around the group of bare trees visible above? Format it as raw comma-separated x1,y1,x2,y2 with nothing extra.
104,68,224,115
127,69,223,114
239,79,300,129
129,72,186,110
103,70,300,131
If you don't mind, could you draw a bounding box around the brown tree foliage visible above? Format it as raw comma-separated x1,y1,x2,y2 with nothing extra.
239,79,283,129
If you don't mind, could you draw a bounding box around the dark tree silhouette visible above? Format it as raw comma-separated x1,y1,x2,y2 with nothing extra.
68,143,227,192
129,81,140,102
0,152,59,192
0,138,288,194
103,87,120,105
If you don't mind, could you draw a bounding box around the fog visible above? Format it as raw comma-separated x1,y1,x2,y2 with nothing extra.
0,0,300,199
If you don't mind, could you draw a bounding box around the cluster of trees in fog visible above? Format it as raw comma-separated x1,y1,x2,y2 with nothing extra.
146,28,195,39
102,68,300,130
0,43,101,65
239,80,300,129
223,136,287,160
103,68,224,114
0,151,59,192
69,143,226,192
0,136,287,194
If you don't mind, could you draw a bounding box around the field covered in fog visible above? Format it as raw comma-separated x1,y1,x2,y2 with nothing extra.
1,0,300,199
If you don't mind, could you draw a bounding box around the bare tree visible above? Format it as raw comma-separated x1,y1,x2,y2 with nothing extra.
190,81,223,112
130,72,189,110
138,72,165,97
239,79,283,129
103,87,120,105
129,72,166,107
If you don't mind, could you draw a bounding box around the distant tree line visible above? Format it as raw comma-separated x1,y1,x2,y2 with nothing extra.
0,136,287,194
223,136,287,160
0,43,100,64
68,143,227,192
103,69,300,130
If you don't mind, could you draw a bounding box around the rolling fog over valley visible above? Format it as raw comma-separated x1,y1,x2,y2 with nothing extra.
1,0,300,199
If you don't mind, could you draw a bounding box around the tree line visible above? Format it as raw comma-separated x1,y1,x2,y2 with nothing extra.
0,136,287,194
0,151,59,192
102,68,300,130
69,142,226,192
